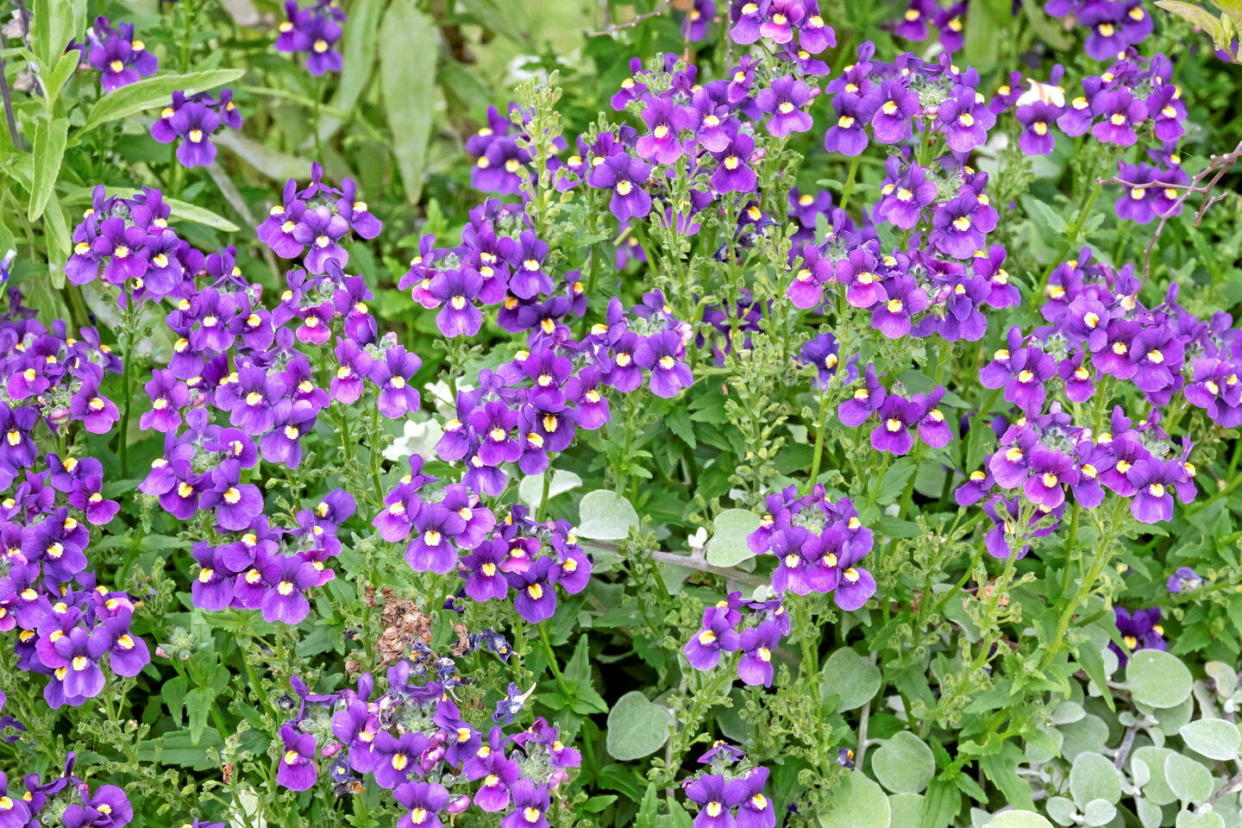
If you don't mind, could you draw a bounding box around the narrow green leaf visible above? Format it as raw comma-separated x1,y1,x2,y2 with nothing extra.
32,0,86,70
42,191,71,289
316,0,384,142
78,69,246,135
184,686,217,746
28,116,68,222
215,132,308,183
379,3,438,203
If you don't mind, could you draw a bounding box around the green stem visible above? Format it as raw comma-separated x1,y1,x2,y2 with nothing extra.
807,392,832,492
536,469,552,522
838,155,861,213
117,300,137,479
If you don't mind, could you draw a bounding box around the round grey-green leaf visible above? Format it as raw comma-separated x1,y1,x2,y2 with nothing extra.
1126,650,1193,708
1082,799,1116,827
1069,752,1122,806
605,691,670,761
576,490,639,540
1176,812,1226,828
872,732,935,794
1164,753,1214,804
987,810,1054,828
518,469,583,510
1179,719,1242,762
887,793,924,824
818,773,891,828
704,509,762,567
821,648,881,712
1046,796,1078,826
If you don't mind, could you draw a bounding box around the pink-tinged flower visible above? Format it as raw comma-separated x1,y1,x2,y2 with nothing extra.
755,76,814,137
588,155,653,223
276,724,317,790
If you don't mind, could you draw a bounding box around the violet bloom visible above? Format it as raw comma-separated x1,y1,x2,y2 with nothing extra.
870,395,921,455
636,98,697,165
460,539,510,602
838,365,886,426
1091,89,1146,147
684,773,745,828
370,346,422,419
396,781,451,828
684,606,741,670
710,132,758,194
737,620,781,687
292,206,350,274
501,781,550,828
937,89,995,154
508,558,557,623
429,269,484,337
871,275,930,338
1022,448,1076,510
1015,101,1061,155
87,18,157,92
755,76,814,137
798,333,841,391
276,0,345,75
871,78,918,143
588,155,652,223
62,785,133,828
735,767,776,828
930,193,989,259
979,330,1057,413
151,99,223,168
635,330,693,398
1167,566,1202,593
823,95,871,156
260,554,319,624
1110,607,1165,666
277,724,317,791
1127,459,1183,524
140,369,189,433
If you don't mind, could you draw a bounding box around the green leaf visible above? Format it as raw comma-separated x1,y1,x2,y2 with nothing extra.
820,647,881,712
1164,753,1214,804
59,186,240,232
1132,747,1179,807
1126,649,1193,708
1176,812,1226,828
42,192,71,287
32,0,86,70
28,116,68,222
1082,800,1116,827
605,691,670,761
137,727,222,770
1155,0,1224,33
986,812,1053,828
379,2,438,204
704,508,761,567
1068,752,1122,806
215,132,308,182
889,794,925,824
919,779,961,828
576,490,639,540
316,0,384,142
1179,719,1242,761
183,686,217,746
78,69,247,135
1021,196,1069,236
819,773,892,827
518,468,583,510
876,459,916,505
873,732,936,794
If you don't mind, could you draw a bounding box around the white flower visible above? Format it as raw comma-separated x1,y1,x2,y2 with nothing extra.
382,418,444,462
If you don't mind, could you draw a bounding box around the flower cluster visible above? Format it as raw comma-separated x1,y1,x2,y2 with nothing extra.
273,657,579,828
275,0,346,75
77,16,157,92
257,163,383,274
682,741,775,828
683,593,789,688
888,0,966,51
0,291,149,707
64,186,199,302
150,88,243,168
465,106,535,196
837,366,953,455
1044,0,1153,59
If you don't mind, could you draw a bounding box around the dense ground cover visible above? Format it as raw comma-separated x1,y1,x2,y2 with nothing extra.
0,0,1241,826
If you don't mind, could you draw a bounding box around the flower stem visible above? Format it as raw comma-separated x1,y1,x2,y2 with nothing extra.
807,392,832,492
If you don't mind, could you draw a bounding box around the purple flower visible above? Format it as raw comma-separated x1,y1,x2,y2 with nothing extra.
737,620,781,687
396,780,452,828
85,18,157,92
62,785,133,828
938,89,996,154
636,98,698,165
1110,606,1165,666
755,76,814,137
260,554,319,624
588,155,652,223
277,724,317,790
684,606,741,670
710,132,758,193
684,773,745,828
634,330,693,398
370,346,423,419
500,781,550,828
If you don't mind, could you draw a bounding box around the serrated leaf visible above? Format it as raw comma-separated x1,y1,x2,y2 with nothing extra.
78,70,246,135
1179,719,1241,761
379,3,438,204
704,509,761,567
576,490,639,540
605,691,670,761
184,686,217,746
